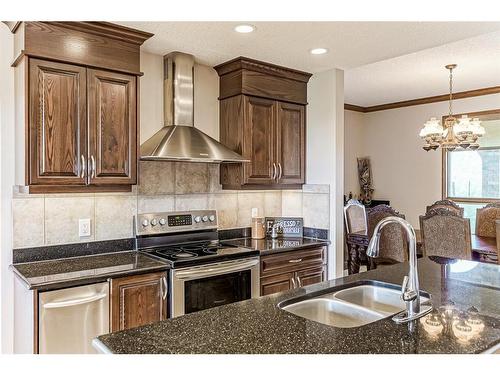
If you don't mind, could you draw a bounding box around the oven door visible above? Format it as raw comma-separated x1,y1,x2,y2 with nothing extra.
170,257,259,318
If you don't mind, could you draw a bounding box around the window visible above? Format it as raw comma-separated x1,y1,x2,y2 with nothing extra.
444,111,500,201
443,110,500,235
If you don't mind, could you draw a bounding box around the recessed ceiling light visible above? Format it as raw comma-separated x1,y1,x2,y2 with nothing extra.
310,48,328,55
234,24,255,33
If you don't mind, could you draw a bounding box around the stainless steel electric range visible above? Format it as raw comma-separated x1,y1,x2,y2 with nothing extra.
135,210,260,318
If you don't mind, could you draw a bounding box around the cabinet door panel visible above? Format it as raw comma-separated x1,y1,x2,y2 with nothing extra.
88,69,137,185
296,266,326,288
29,59,87,185
110,272,167,332
276,102,305,185
260,271,295,296
243,96,275,185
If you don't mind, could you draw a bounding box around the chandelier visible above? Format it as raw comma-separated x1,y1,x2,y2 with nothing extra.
419,64,485,151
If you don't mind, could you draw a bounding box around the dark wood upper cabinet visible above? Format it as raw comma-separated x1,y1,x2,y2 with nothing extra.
276,102,305,185
28,59,87,186
87,69,137,185
215,57,311,190
243,96,276,185
110,272,168,332
13,22,151,193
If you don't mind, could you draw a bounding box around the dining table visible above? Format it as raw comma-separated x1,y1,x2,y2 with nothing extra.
346,229,498,275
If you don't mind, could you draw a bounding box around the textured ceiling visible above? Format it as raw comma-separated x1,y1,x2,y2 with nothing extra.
120,21,500,72
345,31,500,106
119,21,500,106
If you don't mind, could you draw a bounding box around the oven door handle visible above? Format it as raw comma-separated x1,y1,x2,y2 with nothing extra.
173,258,259,280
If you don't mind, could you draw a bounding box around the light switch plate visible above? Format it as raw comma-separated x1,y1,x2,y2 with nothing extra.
79,218,91,237
251,207,259,218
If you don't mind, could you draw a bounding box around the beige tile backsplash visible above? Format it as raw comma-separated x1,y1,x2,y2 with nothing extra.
12,162,330,248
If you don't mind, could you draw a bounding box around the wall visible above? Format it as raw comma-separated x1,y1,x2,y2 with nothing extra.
0,25,15,354
344,109,364,197
306,69,345,279
344,92,500,227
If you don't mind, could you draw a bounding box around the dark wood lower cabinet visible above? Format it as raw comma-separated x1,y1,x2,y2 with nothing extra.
296,266,326,288
260,271,296,296
260,247,327,296
110,272,167,332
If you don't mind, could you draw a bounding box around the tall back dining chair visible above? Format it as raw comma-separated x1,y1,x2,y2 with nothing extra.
476,202,500,238
419,208,472,260
344,199,367,234
367,204,408,264
426,199,464,217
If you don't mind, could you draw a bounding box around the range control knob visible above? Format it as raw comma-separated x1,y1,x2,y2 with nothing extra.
159,218,166,226
194,216,201,223
202,215,209,222
141,219,149,227
150,218,158,226
209,215,216,222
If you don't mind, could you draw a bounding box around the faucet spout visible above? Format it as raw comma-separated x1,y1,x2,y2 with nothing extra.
367,216,432,323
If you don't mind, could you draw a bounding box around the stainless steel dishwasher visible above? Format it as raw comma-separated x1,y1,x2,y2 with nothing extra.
39,282,109,354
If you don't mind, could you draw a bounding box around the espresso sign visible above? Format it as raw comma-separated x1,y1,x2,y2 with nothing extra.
265,217,303,238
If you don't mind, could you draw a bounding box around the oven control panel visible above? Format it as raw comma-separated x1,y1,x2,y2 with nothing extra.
135,210,218,236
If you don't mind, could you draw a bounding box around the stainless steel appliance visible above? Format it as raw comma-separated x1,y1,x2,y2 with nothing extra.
140,52,249,163
136,210,259,317
39,282,109,354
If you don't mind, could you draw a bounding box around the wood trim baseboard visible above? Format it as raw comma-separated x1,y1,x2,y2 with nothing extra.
345,86,500,113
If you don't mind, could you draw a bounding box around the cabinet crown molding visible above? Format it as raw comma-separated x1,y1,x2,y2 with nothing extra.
214,56,312,83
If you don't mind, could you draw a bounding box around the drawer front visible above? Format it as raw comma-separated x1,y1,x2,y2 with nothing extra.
260,247,326,277
260,271,295,296
296,265,326,288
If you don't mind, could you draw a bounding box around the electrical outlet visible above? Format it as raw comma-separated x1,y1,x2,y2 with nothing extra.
79,218,91,237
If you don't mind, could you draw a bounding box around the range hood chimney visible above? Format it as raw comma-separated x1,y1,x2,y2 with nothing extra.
140,52,249,163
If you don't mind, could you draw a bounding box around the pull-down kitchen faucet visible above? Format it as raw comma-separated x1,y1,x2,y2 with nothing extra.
367,216,433,323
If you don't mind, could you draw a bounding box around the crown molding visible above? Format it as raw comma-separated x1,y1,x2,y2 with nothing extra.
345,85,500,113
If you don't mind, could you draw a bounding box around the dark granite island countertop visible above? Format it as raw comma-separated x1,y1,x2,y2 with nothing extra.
221,237,330,256
11,251,170,291
94,257,500,354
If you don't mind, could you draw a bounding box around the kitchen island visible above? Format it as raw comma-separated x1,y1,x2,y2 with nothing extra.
93,257,500,354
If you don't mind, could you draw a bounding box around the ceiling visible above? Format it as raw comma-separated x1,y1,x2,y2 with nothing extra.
120,21,500,107
345,30,500,107
120,21,500,71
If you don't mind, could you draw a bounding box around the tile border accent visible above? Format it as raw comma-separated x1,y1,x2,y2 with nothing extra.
13,238,135,264
303,227,329,240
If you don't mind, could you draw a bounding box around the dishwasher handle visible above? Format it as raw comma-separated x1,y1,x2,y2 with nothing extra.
43,293,107,309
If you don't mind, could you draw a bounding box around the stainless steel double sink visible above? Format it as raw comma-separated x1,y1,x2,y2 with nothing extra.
278,280,431,328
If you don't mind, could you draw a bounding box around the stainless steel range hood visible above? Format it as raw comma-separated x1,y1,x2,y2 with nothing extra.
140,52,249,163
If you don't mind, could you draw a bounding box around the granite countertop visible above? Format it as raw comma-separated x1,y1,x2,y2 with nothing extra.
221,237,330,255
11,251,170,291
94,257,500,354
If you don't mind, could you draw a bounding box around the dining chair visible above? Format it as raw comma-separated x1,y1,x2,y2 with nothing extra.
476,202,500,238
419,208,472,260
426,199,464,217
344,199,367,234
367,204,408,264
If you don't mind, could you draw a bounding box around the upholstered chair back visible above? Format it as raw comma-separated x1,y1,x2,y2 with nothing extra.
476,203,500,238
367,205,408,263
344,199,367,234
420,208,472,260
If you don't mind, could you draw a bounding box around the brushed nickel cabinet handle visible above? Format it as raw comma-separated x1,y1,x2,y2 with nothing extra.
161,276,168,300
291,276,297,289
90,155,96,179
272,162,277,180
278,162,283,180
288,258,303,263
80,155,86,179
296,275,302,287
